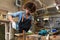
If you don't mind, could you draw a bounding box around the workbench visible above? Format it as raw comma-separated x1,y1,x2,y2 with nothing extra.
0,20,13,40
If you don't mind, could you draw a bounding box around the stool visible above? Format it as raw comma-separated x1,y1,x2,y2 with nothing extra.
14,30,26,40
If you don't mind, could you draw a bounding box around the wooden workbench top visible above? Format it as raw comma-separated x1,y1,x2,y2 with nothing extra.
0,19,10,23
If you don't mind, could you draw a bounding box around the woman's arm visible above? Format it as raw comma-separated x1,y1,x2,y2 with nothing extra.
8,11,22,22
8,15,14,22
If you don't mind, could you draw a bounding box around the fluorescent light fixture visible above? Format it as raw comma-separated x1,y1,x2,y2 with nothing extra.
56,6,59,10
43,18,49,20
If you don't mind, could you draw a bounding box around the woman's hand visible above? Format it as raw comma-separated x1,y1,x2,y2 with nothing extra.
12,22,16,30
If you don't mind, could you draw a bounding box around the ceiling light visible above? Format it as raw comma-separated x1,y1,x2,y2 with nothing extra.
43,17,49,20
56,6,59,10
37,19,39,21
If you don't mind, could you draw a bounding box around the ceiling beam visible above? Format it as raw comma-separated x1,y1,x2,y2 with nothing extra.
35,0,46,7
36,0,57,11
36,4,60,11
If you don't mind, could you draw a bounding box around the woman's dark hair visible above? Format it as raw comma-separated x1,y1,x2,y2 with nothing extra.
23,2,36,13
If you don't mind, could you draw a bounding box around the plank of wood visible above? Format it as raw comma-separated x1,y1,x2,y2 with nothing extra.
0,19,10,23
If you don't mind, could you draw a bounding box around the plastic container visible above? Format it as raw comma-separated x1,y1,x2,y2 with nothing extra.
52,29,57,32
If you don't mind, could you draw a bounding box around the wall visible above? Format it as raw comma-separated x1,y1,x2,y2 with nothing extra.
0,0,18,12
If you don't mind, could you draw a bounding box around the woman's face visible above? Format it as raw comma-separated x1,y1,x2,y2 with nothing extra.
25,9,30,15
23,8,31,15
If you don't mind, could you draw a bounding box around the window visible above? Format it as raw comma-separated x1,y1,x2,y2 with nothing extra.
16,0,22,7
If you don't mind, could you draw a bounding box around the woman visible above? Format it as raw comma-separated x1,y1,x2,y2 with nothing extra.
8,2,36,33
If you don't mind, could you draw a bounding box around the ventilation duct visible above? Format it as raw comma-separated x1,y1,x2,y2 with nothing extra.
47,7,58,13
37,9,46,15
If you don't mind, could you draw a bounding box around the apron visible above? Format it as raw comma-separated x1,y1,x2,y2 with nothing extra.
18,16,31,33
